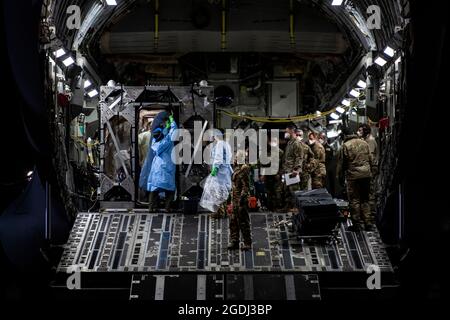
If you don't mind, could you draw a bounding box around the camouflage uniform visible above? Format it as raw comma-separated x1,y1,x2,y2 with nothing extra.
337,135,373,228
229,164,252,245
215,201,228,218
282,138,304,209
311,142,327,189
264,147,285,211
365,135,379,220
300,142,314,191
322,142,335,195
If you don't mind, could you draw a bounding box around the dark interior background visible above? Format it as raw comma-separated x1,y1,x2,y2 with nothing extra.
0,0,449,301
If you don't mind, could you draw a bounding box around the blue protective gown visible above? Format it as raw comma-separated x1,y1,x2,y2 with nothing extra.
139,111,168,190
147,122,178,192
139,139,154,190
210,139,233,191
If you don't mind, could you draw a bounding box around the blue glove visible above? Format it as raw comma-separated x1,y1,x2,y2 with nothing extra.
211,166,218,177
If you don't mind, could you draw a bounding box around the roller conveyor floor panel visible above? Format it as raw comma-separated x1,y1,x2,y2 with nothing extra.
57,210,393,274
53,210,398,300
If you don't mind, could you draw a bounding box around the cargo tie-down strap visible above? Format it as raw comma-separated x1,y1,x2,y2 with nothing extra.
218,108,343,123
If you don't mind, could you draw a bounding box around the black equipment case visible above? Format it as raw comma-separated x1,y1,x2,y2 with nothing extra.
293,189,341,238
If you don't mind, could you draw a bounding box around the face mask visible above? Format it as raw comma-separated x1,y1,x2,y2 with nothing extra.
319,139,324,145
357,131,363,137
284,133,291,139
309,140,315,145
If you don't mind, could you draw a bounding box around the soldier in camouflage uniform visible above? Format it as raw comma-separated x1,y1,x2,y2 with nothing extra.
337,129,373,232
263,137,285,211
296,129,314,191
309,132,327,189
319,132,336,195
358,124,379,222
228,150,252,251
282,125,304,211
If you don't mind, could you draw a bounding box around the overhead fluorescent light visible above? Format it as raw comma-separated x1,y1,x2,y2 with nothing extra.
84,80,92,89
384,46,396,58
350,89,360,98
329,120,343,125
106,0,117,5
357,80,367,89
342,99,351,107
27,171,34,177
62,56,75,67
330,113,340,120
54,48,66,58
331,0,344,5
336,107,345,114
88,89,98,98
374,56,387,67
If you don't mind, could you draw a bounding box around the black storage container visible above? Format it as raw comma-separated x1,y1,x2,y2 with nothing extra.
295,188,333,199
294,189,340,237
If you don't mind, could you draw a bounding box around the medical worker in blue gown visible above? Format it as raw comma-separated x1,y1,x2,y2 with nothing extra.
139,110,170,191
147,115,177,212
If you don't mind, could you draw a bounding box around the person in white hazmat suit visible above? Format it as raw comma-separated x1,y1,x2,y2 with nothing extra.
200,129,233,217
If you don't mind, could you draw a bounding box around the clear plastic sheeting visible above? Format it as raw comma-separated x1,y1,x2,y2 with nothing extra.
199,175,230,212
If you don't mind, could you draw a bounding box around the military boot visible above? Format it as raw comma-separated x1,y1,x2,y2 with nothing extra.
164,191,174,213
149,192,157,213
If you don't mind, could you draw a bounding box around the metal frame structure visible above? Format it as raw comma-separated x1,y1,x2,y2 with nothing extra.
99,85,138,204
98,84,215,208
